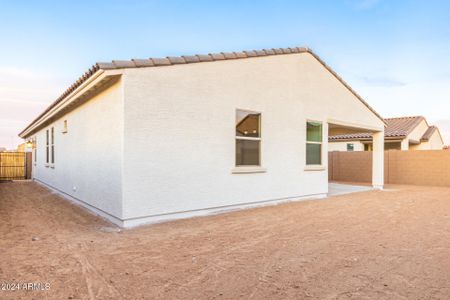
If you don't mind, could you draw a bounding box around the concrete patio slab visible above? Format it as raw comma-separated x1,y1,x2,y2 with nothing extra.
328,182,374,196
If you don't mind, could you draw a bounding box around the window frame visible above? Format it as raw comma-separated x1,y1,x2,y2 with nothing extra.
50,127,55,166
305,120,324,167
233,109,265,172
33,137,37,165
45,129,49,166
62,120,68,134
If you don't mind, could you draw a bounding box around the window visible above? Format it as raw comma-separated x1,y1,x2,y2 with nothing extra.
46,129,49,164
347,143,354,151
34,138,37,163
62,120,68,133
385,142,401,151
306,121,322,165
236,110,261,166
51,127,55,164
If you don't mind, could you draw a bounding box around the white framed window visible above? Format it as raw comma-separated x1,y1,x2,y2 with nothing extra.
235,109,261,166
62,120,68,133
46,129,49,164
306,121,323,165
51,127,55,165
33,137,37,164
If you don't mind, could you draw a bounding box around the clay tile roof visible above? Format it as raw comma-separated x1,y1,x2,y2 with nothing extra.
384,116,424,137
196,54,213,62
244,50,257,57
131,59,154,67
95,62,116,70
329,116,425,141
221,52,237,59
328,133,372,141
151,58,171,66
421,126,437,141
19,45,385,137
112,60,137,68
210,53,226,60
273,48,284,54
234,52,247,59
182,55,200,63
263,49,275,55
167,56,186,64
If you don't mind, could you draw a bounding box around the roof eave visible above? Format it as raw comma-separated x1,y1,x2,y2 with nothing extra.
329,135,405,142
19,45,386,138
19,69,122,138
305,50,386,126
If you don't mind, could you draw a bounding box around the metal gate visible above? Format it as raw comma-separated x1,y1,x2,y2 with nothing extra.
0,152,31,180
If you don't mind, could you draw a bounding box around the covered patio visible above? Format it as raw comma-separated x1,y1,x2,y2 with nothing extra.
327,119,385,189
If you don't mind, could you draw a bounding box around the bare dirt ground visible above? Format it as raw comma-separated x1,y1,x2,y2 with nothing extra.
2,182,450,299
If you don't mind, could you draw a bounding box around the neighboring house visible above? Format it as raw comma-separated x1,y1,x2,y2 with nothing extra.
329,116,444,151
16,142,32,152
17,143,25,152
19,46,385,227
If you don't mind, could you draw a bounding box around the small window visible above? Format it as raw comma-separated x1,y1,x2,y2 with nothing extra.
347,143,354,151
51,127,55,164
46,129,49,164
62,120,68,133
236,110,261,166
306,121,322,165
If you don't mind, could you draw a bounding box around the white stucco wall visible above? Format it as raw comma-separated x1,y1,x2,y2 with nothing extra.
427,130,444,150
404,120,444,151
121,52,384,224
401,119,426,150
407,119,429,143
31,79,124,220
400,139,409,150
328,141,365,151
411,130,444,150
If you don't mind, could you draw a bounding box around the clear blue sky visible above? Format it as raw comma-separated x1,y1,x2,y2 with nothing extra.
1,0,450,148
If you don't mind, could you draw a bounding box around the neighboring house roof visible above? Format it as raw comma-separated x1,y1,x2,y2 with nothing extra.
420,125,438,141
329,116,427,142
330,116,446,147
328,132,372,141
384,116,424,137
19,46,385,138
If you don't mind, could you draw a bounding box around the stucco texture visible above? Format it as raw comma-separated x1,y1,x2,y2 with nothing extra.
121,52,384,222
31,79,124,219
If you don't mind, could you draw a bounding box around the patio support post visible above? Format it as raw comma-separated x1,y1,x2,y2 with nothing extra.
372,131,384,189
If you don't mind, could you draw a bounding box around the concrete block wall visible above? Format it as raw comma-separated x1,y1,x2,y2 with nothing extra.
386,150,450,186
329,150,450,187
328,151,372,183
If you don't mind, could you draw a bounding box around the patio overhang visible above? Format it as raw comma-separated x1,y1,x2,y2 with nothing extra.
328,118,384,189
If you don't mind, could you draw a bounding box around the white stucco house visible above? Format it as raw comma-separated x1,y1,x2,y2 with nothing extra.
20,46,385,227
329,116,444,151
